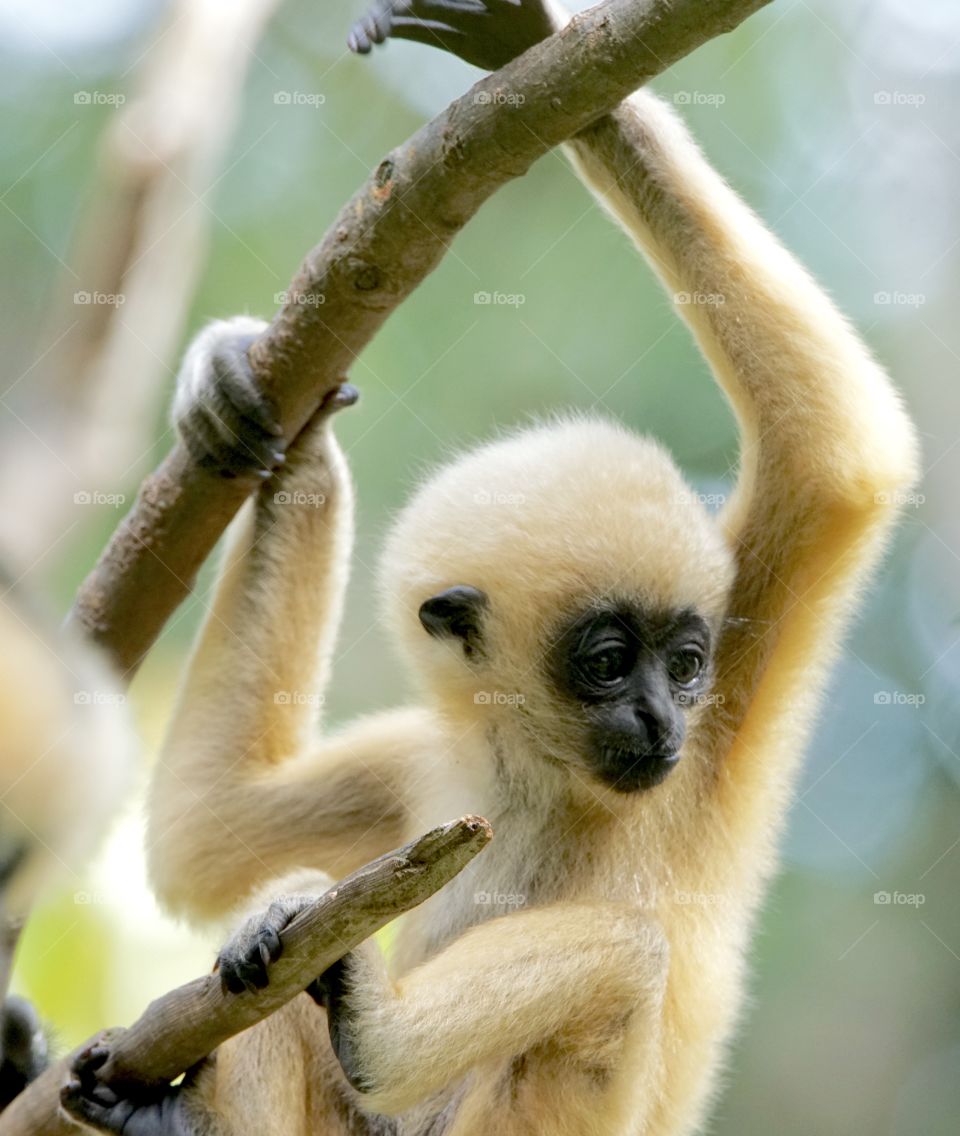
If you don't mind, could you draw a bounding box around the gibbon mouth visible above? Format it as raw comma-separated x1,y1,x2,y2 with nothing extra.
596,749,680,793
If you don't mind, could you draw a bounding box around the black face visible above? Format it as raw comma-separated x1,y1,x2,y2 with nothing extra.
548,604,712,793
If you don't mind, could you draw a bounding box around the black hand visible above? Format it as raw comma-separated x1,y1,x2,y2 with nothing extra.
348,0,556,72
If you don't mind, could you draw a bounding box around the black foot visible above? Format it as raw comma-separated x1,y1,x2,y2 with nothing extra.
306,955,375,1094
348,0,556,72
60,1040,189,1136
0,996,47,1110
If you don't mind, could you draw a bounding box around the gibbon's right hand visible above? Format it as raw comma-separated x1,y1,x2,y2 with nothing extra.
173,318,285,480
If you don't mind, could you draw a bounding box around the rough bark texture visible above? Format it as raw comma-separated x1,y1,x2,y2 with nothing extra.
69,0,773,677
0,817,492,1136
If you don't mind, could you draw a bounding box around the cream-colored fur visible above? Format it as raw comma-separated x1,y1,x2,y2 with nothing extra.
0,580,131,920
139,48,918,1136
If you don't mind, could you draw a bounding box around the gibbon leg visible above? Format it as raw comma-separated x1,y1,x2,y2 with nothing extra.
315,904,666,1126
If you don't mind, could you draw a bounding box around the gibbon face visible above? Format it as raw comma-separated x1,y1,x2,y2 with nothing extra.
380,418,734,791
546,602,712,791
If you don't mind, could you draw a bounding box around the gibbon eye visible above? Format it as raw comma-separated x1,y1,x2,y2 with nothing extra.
668,648,703,686
584,645,630,683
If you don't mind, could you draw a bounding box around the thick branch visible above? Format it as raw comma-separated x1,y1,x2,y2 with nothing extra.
0,816,492,1136
70,0,772,675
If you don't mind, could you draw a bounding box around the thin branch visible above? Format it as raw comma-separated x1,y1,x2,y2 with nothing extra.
69,0,773,676
0,816,492,1136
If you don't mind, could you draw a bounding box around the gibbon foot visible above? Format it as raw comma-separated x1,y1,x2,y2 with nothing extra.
347,0,555,71
305,956,373,1094
60,1040,190,1136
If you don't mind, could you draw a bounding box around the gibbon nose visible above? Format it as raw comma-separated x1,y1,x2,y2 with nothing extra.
634,705,683,756
603,702,680,757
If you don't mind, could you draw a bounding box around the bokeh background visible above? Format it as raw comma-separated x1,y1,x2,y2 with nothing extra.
1,0,958,1131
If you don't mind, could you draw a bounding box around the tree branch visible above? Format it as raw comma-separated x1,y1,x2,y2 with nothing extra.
0,816,492,1136
69,0,773,676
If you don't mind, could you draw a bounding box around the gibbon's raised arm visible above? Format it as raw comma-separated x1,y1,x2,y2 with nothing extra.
353,0,919,824
146,320,418,920
563,93,919,819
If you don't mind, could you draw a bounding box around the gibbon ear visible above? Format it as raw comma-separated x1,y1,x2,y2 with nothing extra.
418,586,488,657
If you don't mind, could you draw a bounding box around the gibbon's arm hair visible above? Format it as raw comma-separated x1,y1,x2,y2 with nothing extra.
0,572,131,920
147,332,425,920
